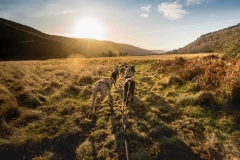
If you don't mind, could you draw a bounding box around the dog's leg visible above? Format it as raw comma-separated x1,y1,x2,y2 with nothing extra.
98,87,107,104
123,83,128,106
131,82,135,102
114,81,118,90
131,91,134,102
108,92,113,111
127,91,131,105
88,104,94,118
89,88,98,117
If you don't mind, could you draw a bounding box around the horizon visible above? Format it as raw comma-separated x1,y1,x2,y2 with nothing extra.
1,0,240,51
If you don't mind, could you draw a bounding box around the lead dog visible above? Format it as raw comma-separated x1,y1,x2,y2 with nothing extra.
89,77,114,117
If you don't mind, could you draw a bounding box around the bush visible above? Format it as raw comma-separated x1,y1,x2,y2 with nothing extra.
218,38,240,58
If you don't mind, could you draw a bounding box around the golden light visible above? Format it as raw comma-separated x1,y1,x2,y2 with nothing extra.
73,17,104,40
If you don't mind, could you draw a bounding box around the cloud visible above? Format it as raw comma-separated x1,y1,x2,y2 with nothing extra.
158,1,188,20
141,14,149,18
141,4,151,12
186,0,208,5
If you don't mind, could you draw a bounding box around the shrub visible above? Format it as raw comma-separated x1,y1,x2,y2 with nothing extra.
181,66,203,81
174,56,186,65
218,38,240,58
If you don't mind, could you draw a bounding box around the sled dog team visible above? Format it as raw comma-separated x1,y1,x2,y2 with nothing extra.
89,64,136,116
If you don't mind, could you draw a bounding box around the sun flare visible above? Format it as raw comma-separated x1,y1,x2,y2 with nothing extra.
73,17,104,40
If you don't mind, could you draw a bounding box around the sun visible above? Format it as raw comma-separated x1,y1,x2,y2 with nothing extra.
73,17,104,40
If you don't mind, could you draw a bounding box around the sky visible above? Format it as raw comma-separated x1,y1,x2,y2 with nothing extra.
1,0,240,51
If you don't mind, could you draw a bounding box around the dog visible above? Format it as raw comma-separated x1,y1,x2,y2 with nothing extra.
119,67,126,77
89,77,115,117
130,64,135,76
111,67,119,89
123,78,135,105
124,67,134,79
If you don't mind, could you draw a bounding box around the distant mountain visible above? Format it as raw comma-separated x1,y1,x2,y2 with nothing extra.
150,50,166,54
172,23,240,54
0,18,154,60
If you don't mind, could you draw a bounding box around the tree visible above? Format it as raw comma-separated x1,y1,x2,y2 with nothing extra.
119,52,129,56
218,38,240,58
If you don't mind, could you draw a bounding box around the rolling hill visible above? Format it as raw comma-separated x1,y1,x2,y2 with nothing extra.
0,18,154,60
0,18,70,60
172,23,240,54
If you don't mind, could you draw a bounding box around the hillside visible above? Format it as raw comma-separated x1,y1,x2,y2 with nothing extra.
150,50,166,54
173,23,240,54
0,55,240,159
50,35,154,57
0,18,154,60
0,19,71,60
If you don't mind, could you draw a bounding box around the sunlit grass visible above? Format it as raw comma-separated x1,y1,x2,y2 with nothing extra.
0,54,240,159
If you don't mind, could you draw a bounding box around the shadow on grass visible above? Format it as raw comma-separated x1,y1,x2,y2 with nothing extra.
0,131,89,160
110,89,202,159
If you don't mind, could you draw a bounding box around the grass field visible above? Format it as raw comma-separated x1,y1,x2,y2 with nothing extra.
0,53,240,160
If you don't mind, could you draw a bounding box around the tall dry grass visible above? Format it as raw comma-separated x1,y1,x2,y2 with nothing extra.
0,54,239,159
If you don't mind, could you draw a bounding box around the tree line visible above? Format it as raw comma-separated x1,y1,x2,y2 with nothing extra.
98,51,129,57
